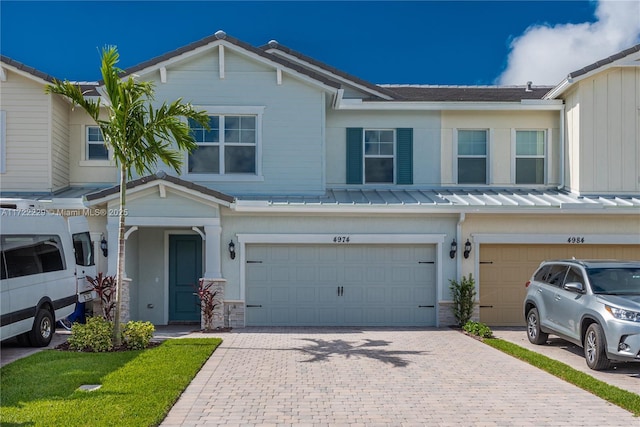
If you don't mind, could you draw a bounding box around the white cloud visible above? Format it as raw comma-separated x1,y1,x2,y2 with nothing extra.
497,0,640,85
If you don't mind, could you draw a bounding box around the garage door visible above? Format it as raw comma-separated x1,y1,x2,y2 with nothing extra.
480,244,640,326
245,244,437,326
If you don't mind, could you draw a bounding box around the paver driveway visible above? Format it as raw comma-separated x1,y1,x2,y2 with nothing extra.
161,328,636,426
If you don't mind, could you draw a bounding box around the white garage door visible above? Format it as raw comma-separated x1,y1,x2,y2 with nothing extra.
480,244,640,326
245,244,437,326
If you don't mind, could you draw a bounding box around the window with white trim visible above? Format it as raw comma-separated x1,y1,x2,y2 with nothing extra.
86,126,108,160
515,130,545,184
364,129,395,183
457,129,487,184
188,115,257,175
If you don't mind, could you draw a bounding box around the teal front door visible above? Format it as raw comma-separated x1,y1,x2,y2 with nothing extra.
169,235,202,322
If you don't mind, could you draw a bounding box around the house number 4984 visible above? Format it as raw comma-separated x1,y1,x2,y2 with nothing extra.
567,236,585,244
333,236,351,243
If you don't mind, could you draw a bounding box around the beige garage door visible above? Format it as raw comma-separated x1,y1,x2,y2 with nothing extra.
479,244,640,326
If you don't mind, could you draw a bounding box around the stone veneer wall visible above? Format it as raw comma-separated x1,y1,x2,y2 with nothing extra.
438,302,480,327
199,279,226,329
224,301,245,328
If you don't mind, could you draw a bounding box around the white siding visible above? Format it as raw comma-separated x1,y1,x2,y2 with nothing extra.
51,94,70,191
568,67,640,194
0,71,51,190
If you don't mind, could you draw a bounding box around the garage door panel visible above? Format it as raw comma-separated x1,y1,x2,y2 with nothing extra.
481,244,640,326
246,244,437,326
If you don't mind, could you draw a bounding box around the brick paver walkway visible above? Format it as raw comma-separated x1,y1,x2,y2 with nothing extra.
161,328,637,426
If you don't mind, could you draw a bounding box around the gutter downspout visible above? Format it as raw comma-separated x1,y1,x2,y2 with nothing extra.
456,212,465,281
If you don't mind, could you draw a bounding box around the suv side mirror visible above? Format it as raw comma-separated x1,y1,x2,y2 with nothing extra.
564,282,584,293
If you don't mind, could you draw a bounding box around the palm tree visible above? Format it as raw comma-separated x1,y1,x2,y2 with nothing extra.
46,46,210,345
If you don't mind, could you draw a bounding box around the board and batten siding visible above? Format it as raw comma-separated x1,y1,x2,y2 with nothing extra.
0,71,52,191
146,49,326,195
564,67,640,194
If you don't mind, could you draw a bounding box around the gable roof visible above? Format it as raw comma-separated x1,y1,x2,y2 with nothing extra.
0,55,56,84
84,172,235,205
545,43,640,99
115,30,342,93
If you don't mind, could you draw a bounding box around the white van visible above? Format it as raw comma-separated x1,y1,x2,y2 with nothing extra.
0,207,93,346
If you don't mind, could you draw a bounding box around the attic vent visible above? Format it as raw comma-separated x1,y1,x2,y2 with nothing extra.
268,40,279,48
525,81,533,92
214,30,227,40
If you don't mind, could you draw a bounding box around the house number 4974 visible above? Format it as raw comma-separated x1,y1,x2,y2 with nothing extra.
333,236,351,243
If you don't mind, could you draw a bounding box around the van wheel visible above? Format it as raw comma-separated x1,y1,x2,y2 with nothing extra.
584,323,611,370
29,309,54,347
526,307,548,344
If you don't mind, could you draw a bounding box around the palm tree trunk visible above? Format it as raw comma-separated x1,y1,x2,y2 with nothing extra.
113,164,127,346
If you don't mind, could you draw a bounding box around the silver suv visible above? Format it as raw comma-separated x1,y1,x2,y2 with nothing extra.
523,259,640,370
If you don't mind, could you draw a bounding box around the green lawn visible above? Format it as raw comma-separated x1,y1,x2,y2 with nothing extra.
0,338,221,426
485,338,640,416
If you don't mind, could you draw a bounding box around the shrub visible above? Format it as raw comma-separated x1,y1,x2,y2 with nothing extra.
87,273,116,321
449,274,477,327
194,279,221,331
122,320,155,350
463,321,493,338
68,316,113,352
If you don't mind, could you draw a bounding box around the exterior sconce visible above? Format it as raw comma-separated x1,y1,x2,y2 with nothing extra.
449,239,457,259
100,234,108,257
228,240,236,260
464,239,472,259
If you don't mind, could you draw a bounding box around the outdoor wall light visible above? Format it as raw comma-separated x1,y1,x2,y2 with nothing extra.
100,234,108,257
449,239,457,259
463,239,472,259
228,240,236,260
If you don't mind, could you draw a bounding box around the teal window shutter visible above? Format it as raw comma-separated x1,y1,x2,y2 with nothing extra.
396,128,413,185
346,128,363,184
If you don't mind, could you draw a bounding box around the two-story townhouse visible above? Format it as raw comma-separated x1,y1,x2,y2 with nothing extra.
1,32,638,328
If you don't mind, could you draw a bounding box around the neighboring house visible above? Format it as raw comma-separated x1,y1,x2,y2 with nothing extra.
1,32,638,328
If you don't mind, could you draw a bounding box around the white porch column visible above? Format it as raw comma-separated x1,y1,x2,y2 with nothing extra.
106,219,118,276
203,224,222,279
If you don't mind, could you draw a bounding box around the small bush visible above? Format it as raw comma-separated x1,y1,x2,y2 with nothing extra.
68,316,114,352
463,321,493,338
122,320,155,350
449,274,477,326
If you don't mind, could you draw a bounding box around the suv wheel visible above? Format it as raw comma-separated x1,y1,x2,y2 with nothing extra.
526,307,548,345
584,323,611,370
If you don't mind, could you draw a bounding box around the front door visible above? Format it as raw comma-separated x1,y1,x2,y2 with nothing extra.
169,235,202,322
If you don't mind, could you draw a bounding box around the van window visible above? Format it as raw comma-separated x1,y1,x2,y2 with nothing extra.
72,231,95,267
1,235,66,278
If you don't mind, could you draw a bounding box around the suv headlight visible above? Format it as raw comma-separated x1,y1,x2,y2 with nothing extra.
605,305,640,322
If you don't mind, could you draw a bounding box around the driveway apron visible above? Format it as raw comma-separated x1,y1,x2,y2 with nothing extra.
161,328,637,426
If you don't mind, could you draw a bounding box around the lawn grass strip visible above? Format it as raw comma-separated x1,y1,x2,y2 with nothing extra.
0,338,221,426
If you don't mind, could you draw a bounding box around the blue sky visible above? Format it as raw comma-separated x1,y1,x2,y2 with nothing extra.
1,1,639,85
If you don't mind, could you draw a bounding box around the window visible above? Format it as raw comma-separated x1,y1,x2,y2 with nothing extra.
86,126,108,160
1,235,66,279
364,129,394,183
515,130,545,184
346,128,413,185
72,231,94,267
188,115,257,175
457,130,487,184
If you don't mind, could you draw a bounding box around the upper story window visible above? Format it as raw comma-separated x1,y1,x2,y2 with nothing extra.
364,129,395,183
188,115,257,175
515,130,545,184
457,129,487,184
346,127,413,185
86,126,108,160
